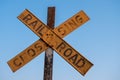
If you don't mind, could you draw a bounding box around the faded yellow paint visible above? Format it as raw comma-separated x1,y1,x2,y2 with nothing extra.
7,39,48,72
42,29,93,75
54,10,89,38
18,9,92,75
8,9,92,75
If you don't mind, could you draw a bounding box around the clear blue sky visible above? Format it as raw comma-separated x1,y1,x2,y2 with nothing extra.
0,0,120,80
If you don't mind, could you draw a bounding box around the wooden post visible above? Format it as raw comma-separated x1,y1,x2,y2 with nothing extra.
43,7,55,80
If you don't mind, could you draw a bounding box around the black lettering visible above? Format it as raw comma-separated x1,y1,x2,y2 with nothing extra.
68,19,77,28
23,14,32,23
27,49,36,57
13,58,22,66
58,27,66,36
35,24,43,32
76,58,85,68
64,48,72,57
19,53,26,62
37,25,45,36
56,42,66,52
75,15,83,23
34,43,42,52
28,20,38,29
19,55,24,62
68,54,78,64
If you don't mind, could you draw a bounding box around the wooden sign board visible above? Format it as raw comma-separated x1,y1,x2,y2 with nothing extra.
54,10,89,38
8,39,48,72
8,9,90,73
16,9,93,75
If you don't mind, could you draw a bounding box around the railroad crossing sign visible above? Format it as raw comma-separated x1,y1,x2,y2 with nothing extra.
8,9,93,76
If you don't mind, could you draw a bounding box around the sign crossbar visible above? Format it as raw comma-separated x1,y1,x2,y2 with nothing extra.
7,9,93,76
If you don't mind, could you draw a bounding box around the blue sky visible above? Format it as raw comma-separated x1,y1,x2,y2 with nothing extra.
0,0,120,80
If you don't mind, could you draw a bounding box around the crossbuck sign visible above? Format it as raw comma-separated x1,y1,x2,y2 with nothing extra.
8,9,93,76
